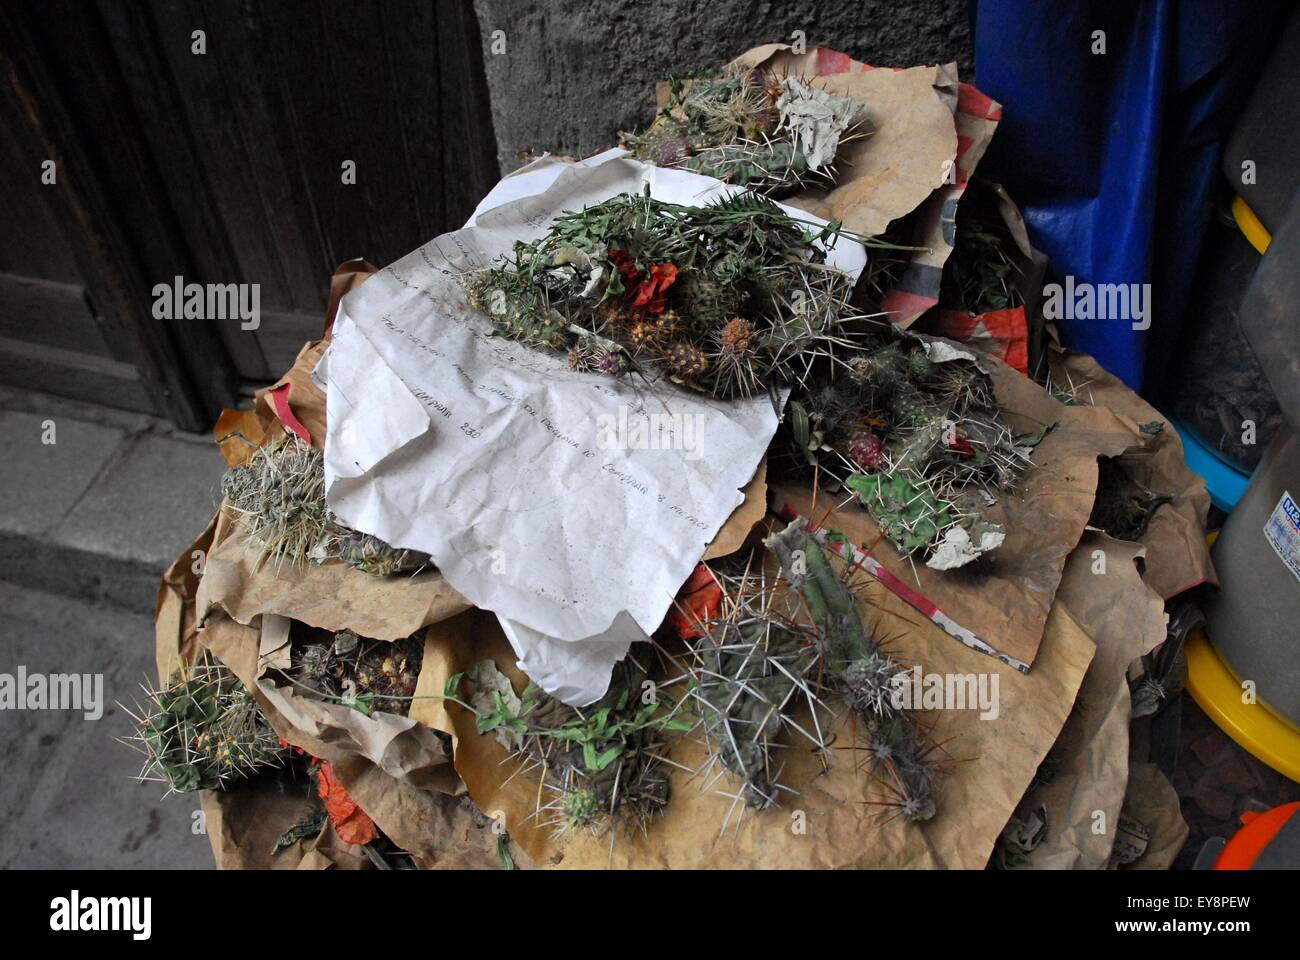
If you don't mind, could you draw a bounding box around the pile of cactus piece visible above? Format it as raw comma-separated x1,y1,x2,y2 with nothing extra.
792,324,1041,568
680,522,942,828
623,66,868,197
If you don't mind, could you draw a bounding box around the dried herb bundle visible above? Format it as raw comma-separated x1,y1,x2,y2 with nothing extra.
790,324,1041,568
467,189,868,400
462,657,692,839
290,628,424,717
222,436,428,575
624,67,868,196
124,650,285,795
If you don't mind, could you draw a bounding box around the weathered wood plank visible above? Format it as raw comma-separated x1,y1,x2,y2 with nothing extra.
0,4,237,428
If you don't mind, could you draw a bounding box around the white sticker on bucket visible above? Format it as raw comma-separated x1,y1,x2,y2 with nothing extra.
1263,490,1300,586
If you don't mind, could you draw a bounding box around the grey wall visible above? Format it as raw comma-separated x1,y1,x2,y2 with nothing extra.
473,0,974,174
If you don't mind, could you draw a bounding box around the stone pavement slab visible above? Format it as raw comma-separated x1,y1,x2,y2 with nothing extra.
0,388,225,611
0,581,213,868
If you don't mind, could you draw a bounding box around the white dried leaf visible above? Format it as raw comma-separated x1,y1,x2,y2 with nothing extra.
467,659,524,751
776,77,868,172
926,521,1006,570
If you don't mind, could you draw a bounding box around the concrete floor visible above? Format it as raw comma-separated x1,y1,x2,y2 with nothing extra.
0,581,212,868
0,387,222,868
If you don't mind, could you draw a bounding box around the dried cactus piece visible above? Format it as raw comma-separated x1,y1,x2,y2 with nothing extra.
844,471,956,556
680,563,832,833
123,650,286,795
222,436,428,576
689,617,819,811
765,518,939,822
221,435,330,571
465,657,689,840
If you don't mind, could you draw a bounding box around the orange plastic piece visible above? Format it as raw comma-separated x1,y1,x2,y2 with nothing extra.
1214,801,1300,869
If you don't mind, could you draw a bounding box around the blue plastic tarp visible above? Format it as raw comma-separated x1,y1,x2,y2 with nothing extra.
972,0,1285,393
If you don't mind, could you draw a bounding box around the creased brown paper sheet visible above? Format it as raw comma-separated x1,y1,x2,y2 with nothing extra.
155,512,218,682
1049,348,1217,599
325,754,505,870
198,779,368,870
1120,763,1189,870
197,504,471,642
1007,533,1168,869
410,609,560,865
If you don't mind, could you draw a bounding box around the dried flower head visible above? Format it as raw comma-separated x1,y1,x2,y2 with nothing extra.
847,430,887,470
629,321,660,351
597,350,627,377
659,136,693,167
653,308,682,340
567,343,595,372
665,342,710,379
719,317,756,357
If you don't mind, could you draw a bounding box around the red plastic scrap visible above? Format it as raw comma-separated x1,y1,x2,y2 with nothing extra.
667,563,723,640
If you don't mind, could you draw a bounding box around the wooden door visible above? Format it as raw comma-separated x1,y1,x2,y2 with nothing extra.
0,0,499,430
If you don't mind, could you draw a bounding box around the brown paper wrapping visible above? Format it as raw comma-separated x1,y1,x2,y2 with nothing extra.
409,609,560,865
197,778,370,870
1006,534,1168,869
324,754,505,870
154,512,219,682
197,504,472,642
1120,763,1190,870
913,180,1051,369
1049,348,1217,599
246,259,377,452
183,612,492,869
884,73,1004,328
727,45,958,239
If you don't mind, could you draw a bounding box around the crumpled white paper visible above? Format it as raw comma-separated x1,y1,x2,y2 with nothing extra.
320,151,865,704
